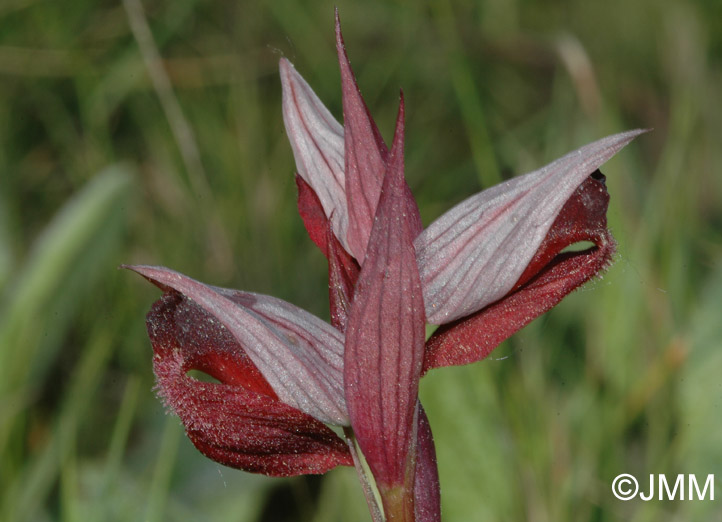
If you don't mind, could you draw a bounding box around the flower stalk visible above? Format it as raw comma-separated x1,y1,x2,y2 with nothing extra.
344,427,385,522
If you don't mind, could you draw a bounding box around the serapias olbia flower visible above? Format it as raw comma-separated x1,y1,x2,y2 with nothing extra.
127,9,642,521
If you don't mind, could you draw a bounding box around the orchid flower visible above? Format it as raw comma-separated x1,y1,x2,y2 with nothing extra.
125,101,435,519
127,9,642,522
125,88,437,519
125,13,437,515
124,264,353,476
281,13,645,374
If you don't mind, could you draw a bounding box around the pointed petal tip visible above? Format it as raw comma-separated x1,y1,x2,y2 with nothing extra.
392,93,405,147
278,58,301,102
122,264,179,283
418,127,643,325
601,128,649,152
383,93,407,199
396,89,405,115
278,57,296,85
617,127,651,141
122,264,171,284
392,91,405,159
334,7,342,35
335,9,347,59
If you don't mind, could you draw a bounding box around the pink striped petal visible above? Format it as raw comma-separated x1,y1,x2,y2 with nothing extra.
416,129,646,325
280,58,350,254
344,96,426,490
125,265,348,425
283,24,422,263
423,172,616,371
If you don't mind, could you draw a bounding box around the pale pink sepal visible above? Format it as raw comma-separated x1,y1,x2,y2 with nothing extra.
416,129,646,325
280,58,351,255
125,265,349,426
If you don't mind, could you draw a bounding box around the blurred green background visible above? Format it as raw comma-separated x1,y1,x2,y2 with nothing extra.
1,0,720,520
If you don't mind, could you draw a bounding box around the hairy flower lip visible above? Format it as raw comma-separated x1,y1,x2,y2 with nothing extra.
123,264,349,426
519,229,615,292
148,291,353,477
422,234,616,372
511,171,613,292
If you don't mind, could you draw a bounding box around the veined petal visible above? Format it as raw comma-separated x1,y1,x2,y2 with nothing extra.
416,129,646,325
149,292,352,476
336,10,388,263
280,58,350,254
344,95,426,491
423,172,616,371
336,11,423,259
283,25,421,262
125,265,348,425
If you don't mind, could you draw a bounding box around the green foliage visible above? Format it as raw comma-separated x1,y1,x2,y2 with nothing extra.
1,0,720,520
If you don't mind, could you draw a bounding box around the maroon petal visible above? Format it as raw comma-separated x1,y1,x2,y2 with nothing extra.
336,11,423,261
423,172,615,371
125,265,348,425
149,292,352,476
344,95,426,490
336,10,388,263
296,173,331,257
327,222,360,331
414,402,441,521
416,130,645,325
295,173,360,331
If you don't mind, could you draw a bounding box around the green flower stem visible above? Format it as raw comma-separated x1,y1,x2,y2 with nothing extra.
378,483,415,521
344,427,384,522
